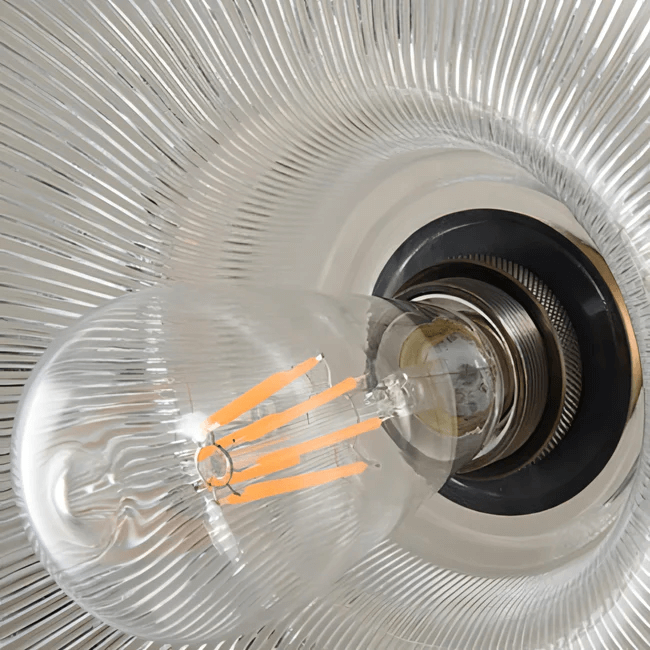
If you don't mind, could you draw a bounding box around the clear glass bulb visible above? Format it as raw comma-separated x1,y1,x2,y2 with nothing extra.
11,285,503,643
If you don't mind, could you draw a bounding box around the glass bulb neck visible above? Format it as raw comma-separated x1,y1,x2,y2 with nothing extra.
374,277,550,478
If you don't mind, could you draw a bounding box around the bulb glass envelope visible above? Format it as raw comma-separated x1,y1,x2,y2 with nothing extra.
2,1,650,649
14,285,484,643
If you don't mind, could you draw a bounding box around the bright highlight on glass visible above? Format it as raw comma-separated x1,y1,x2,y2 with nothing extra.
12,284,503,643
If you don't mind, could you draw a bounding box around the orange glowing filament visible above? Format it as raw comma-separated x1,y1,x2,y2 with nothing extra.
201,355,322,434
212,376,359,449
220,463,369,505
197,355,379,505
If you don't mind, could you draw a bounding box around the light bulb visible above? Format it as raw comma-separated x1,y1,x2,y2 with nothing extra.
12,284,505,643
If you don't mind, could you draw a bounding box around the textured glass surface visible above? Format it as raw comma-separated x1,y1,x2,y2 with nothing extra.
13,285,484,642
2,1,650,649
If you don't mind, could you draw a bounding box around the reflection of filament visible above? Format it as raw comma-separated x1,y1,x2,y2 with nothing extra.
197,356,379,505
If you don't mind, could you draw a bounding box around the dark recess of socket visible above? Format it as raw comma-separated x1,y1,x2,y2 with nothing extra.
374,209,632,515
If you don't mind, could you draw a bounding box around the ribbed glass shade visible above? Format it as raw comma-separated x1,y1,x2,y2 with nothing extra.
2,1,650,649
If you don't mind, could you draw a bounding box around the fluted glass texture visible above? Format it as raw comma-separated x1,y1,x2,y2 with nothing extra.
2,1,650,649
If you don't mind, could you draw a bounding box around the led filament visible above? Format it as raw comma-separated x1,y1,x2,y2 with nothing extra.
195,355,381,505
